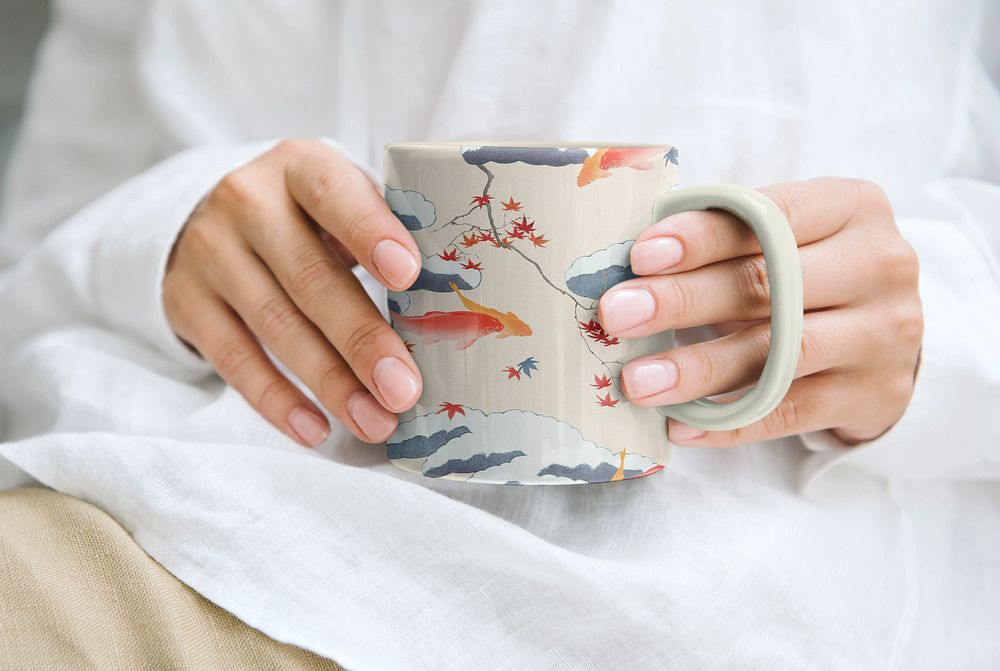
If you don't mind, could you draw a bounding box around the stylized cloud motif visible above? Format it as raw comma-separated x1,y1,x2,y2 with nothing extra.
461,146,590,167
386,406,658,484
407,253,483,292
386,290,411,314
387,426,471,460
538,463,644,483
564,240,638,300
385,186,436,230
424,451,526,479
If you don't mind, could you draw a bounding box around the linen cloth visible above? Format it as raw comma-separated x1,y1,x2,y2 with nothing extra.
0,487,344,670
1,1,998,668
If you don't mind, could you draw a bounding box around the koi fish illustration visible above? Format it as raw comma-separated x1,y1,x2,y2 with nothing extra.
576,147,669,187
447,282,532,337
389,309,503,351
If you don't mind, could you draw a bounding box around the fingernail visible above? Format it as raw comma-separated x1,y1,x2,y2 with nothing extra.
372,239,419,288
600,287,655,332
623,359,679,398
631,237,683,274
669,422,706,442
288,407,330,447
372,356,421,411
347,390,398,441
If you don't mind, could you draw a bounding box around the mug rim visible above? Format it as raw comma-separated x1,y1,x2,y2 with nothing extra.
385,140,674,150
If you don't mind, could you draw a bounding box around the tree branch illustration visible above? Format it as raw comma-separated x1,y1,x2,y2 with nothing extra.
428,162,628,399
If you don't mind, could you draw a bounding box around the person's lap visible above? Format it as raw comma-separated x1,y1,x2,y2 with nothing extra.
0,487,342,671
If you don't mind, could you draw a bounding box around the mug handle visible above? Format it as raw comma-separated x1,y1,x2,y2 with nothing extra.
650,184,804,431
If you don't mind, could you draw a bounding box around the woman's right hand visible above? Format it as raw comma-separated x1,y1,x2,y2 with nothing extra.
163,138,424,447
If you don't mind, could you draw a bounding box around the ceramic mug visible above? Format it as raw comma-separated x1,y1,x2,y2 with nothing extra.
382,142,803,485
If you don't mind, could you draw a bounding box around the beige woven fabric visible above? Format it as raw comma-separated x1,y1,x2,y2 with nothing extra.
0,487,344,671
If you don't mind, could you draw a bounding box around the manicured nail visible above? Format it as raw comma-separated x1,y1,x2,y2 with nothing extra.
372,356,421,411
372,239,419,288
631,237,683,274
669,422,706,442
288,407,330,447
623,359,679,398
347,390,398,441
600,287,655,332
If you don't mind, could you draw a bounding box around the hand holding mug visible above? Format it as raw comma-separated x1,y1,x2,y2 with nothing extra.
608,177,922,447
163,138,423,448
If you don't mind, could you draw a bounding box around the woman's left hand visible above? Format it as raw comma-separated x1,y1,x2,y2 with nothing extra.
598,177,923,447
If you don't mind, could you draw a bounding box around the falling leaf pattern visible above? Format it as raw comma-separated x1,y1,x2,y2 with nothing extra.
436,402,466,420
596,393,620,407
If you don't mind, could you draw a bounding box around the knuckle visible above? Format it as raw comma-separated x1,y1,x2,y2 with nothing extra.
341,319,388,363
685,345,720,393
274,137,315,156
797,325,818,373
764,395,800,436
883,239,920,286
286,245,337,301
339,206,383,244
178,216,222,259
306,168,356,211
315,360,354,407
213,338,256,381
766,186,802,229
253,296,302,342
661,278,697,324
214,168,259,208
853,178,893,215
893,299,925,347
256,376,292,411
742,324,774,377
735,255,771,314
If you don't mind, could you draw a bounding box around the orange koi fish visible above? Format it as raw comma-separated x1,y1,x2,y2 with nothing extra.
576,147,668,186
447,282,532,337
389,310,503,351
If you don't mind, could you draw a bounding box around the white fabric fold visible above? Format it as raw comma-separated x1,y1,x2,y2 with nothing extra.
2,1,999,668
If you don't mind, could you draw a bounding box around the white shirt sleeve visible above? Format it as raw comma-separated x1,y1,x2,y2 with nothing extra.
799,177,1000,488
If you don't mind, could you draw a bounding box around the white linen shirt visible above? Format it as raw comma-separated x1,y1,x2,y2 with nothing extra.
1,1,998,669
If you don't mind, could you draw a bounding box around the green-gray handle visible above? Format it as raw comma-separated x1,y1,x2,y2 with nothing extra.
651,184,803,431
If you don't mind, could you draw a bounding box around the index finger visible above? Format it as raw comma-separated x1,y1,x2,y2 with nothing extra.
282,138,422,292
629,177,881,276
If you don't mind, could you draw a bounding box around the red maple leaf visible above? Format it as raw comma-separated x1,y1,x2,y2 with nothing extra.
596,393,619,407
501,197,522,211
460,259,483,270
579,318,620,346
478,231,495,243
460,233,480,248
506,228,526,239
591,373,612,389
470,194,493,209
529,232,549,247
437,247,460,261
512,215,535,233
403,340,415,353
435,402,466,420
502,366,521,380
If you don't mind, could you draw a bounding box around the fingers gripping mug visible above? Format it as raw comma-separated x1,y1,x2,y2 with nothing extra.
382,142,803,485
